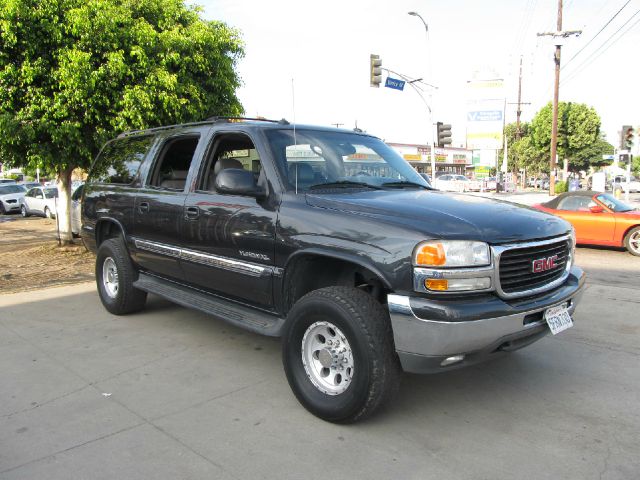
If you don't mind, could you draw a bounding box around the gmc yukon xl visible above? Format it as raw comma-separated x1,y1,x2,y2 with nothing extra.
82,118,585,423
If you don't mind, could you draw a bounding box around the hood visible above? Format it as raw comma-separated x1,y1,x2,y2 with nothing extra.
305,190,570,244
0,193,24,202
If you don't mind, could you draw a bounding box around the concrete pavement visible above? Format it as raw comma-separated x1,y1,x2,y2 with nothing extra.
1,248,639,480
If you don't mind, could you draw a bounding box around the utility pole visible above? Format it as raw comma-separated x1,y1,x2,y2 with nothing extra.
537,0,581,195
507,57,531,188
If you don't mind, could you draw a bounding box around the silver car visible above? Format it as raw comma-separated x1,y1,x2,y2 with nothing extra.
0,184,26,214
20,186,58,218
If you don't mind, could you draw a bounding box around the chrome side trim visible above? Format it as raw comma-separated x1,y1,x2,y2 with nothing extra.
134,238,181,259
181,248,266,277
492,234,572,300
132,237,270,277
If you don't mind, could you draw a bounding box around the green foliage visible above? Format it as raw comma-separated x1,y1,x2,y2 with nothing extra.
554,180,568,193
530,102,602,171
0,0,244,174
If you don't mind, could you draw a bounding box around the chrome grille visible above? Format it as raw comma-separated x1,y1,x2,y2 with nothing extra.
498,239,570,295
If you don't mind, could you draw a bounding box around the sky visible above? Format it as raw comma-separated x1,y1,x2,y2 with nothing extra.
194,0,640,151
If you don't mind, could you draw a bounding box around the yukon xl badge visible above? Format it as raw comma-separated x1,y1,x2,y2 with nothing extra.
532,254,559,273
239,250,270,261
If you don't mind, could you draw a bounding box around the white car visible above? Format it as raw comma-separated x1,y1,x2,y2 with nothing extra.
435,174,480,192
611,175,640,193
0,184,26,214
71,184,83,235
20,186,58,218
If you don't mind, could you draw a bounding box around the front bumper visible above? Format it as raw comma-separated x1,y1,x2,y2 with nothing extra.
388,266,585,374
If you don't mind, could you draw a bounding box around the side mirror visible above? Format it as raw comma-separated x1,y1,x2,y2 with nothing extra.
589,205,604,213
214,169,266,198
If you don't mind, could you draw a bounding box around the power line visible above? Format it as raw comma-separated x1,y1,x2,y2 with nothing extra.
561,8,640,86
562,0,631,70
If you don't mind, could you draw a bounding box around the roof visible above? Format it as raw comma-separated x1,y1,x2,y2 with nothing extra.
542,190,600,209
117,117,376,139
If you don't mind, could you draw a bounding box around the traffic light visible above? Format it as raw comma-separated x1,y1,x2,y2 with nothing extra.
620,125,632,150
624,126,634,150
370,54,382,88
619,153,632,166
436,122,452,147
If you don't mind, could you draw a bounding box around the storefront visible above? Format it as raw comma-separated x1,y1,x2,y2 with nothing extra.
387,143,473,176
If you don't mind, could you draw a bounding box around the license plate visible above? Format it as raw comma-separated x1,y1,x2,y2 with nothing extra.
544,304,573,335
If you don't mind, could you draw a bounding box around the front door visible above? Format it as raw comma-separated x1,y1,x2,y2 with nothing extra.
181,132,277,309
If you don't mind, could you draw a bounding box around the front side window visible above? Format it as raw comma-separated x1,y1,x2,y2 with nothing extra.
91,135,154,184
557,196,593,211
265,129,428,192
198,133,261,192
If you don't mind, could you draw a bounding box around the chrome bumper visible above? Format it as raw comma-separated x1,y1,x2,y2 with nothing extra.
388,266,585,374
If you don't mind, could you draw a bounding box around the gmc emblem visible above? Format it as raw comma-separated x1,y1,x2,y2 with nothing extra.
532,255,559,273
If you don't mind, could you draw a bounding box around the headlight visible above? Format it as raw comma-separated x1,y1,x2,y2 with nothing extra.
414,240,490,268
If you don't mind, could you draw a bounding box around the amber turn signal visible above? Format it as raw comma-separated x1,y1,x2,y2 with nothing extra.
415,243,446,266
425,279,448,291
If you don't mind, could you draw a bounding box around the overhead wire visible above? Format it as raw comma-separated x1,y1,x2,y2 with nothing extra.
562,0,631,70
561,8,640,86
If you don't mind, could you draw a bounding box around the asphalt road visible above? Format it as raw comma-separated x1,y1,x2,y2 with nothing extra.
1,247,639,480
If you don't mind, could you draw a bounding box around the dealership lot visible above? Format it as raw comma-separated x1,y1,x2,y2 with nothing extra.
1,247,639,480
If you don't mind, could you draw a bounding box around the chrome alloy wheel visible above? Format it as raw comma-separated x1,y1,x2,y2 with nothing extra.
102,257,119,298
301,321,354,395
629,230,640,255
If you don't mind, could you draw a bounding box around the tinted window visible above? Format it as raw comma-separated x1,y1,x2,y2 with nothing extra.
148,136,200,190
91,135,154,184
557,196,593,211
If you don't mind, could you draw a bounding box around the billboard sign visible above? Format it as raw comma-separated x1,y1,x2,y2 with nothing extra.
466,79,505,150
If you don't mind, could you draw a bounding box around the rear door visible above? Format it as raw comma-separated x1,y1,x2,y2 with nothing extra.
131,128,206,280
180,130,277,308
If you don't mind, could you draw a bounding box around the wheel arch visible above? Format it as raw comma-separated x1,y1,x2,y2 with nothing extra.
621,223,640,247
280,249,393,314
95,218,127,247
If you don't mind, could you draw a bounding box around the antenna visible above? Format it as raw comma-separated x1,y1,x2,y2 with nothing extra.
291,78,298,194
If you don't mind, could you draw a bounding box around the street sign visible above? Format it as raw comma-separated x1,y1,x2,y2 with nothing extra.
602,154,615,160
385,77,405,91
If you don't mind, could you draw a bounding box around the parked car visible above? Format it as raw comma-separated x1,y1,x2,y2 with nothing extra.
19,181,41,190
532,191,640,256
418,172,432,186
0,178,17,185
83,118,584,423
71,183,84,236
0,184,26,214
610,175,640,193
20,186,58,218
434,174,480,192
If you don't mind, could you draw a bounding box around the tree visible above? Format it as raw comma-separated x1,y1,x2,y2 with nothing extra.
0,0,244,244
530,102,602,172
572,134,614,171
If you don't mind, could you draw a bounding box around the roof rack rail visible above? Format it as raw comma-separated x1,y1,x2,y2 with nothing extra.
117,120,214,138
206,116,289,125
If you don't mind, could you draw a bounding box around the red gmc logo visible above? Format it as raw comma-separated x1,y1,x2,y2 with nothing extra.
532,255,559,273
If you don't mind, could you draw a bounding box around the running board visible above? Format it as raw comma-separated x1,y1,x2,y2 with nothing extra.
133,273,285,337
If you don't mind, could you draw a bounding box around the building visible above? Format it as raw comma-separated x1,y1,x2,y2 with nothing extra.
387,142,473,177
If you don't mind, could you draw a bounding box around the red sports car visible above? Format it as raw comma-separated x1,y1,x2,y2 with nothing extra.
533,191,640,256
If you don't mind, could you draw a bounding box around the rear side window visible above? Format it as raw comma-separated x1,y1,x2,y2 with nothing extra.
91,135,154,184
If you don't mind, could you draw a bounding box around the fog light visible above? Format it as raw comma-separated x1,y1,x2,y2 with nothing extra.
441,354,465,367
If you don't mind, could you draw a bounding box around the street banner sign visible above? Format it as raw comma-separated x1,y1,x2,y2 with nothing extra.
466,78,505,150
385,77,405,91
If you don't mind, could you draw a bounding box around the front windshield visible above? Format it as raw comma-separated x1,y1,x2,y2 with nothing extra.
0,185,25,194
265,129,430,192
596,193,634,212
44,188,58,199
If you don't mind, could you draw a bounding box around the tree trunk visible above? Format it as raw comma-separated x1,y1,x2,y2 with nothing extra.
56,167,74,246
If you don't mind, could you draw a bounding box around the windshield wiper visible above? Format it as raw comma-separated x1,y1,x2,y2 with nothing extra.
381,181,432,189
309,181,382,190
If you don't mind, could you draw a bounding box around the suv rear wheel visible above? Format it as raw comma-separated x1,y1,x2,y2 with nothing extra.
96,238,147,314
282,286,401,423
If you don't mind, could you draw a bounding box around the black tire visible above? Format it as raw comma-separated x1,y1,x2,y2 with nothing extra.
282,286,401,423
44,206,54,219
95,237,147,315
0,202,5,215
21,205,29,217
624,226,640,257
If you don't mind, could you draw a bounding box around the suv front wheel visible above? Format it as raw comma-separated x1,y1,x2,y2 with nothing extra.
96,238,147,315
282,286,401,423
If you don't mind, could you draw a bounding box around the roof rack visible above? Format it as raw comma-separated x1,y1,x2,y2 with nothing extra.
117,116,291,138
206,116,290,125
